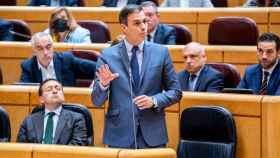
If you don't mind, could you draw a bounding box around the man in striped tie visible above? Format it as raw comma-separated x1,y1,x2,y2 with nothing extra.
238,32,280,95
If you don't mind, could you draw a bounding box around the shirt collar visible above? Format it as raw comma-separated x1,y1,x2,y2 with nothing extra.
124,39,144,53
149,25,158,38
262,59,278,75
190,65,204,78
44,105,62,117
37,59,54,71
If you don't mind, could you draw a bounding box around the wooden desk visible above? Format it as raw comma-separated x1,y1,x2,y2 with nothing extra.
0,143,33,158
0,7,277,44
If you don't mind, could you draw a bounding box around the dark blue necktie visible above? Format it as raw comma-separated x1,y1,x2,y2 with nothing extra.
130,46,140,90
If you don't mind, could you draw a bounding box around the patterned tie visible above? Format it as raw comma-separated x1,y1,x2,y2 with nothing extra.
259,71,270,95
43,112,55,144
130,46,140,90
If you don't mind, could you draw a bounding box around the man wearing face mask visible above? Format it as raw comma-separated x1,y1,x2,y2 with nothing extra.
45,7,91,44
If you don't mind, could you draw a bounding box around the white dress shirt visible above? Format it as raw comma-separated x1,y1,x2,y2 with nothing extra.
37,60,57,81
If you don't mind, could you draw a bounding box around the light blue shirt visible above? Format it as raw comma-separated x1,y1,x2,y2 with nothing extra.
124,39,144,73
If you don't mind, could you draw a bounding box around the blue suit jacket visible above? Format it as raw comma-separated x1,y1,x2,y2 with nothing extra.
91,41,182,147
154,24,176,45
237,60,280,95
28,0,79,6
177,65,224,92
17,106,88,145
20,52,96,87
102,0,150,6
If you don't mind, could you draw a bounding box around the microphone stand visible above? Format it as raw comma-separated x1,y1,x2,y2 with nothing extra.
129,70,138,149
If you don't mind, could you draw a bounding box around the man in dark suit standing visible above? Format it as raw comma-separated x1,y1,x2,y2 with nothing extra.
140,1,176,45
91,5,182,148
19,32,96,87
238,32,280,95
177,42,224,92
17,78,88,145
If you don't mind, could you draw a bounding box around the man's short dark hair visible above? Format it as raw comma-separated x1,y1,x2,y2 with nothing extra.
119,5,143,25
257,32,280,51
38,78,62,96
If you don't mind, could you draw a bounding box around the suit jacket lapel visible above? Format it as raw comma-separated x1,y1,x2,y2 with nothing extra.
139,42,151,87
268,61,280,93
53,108,67,144
194,66,206,91
53,54,62,83
153,25,161,43
254,65,262,93
118,42,130,77
33,57,42,83
182,71,190,90
33,111,44,143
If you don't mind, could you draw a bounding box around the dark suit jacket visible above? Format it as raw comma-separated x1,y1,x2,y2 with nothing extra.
92,41,182,147
237,60,280,95
16,106,88,145
20,52,96,87
177,65,224,92
153,24,176,45
28,0,79,6
102,0,151,6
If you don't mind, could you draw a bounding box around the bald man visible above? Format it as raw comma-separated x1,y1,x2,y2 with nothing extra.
177,42,224,92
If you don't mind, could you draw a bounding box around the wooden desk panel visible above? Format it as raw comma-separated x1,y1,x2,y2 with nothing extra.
0,143,33,158
261,96,280,158
33,145,120,158
165,112,179,149
0,87,30,142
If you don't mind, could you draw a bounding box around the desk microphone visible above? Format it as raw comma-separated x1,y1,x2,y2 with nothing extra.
9,30,31,40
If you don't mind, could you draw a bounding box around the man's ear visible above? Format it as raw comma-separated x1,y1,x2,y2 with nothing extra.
120,24,127,32
39,96,45,105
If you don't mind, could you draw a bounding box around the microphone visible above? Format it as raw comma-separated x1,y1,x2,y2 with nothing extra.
129,69,138,149
9,30,31,40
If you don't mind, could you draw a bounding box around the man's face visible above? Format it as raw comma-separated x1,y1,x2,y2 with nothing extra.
257,41,279,69
183,48,206,74
121,10,148,45
39,80,64,108
33,36,54,68
142,6,159,34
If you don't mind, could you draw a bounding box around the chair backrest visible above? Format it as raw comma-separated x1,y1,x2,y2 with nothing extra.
77,20,111,43
8,19,31,41
211,0,228,7
32,104,94,145
178,106,236,158
208,17,259,45
72,49,100,87
168,24,192,45
77,0,85,6
0,0,16,6
207,63,241,88
0,106,11,142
